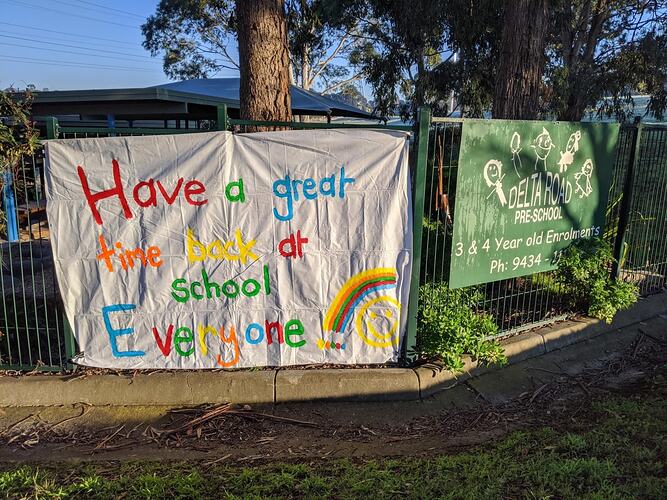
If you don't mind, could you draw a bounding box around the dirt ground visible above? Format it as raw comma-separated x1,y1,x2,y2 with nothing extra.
1,325,664,465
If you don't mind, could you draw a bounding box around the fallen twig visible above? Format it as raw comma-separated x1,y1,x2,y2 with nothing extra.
94,424,126,450
203,453,233,467
529,384,549,405
225,410,318,428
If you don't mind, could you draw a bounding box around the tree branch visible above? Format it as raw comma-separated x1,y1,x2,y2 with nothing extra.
320,73,363,94
309,32,351,85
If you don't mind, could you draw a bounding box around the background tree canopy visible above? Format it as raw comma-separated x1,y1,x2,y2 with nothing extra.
142,0,667,121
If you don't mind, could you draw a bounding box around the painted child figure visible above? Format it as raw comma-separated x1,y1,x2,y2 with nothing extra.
574,159,594,198
557,130,582,173
531,128,555,171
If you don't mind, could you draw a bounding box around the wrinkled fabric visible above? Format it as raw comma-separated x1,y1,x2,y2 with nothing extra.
44,130,412,369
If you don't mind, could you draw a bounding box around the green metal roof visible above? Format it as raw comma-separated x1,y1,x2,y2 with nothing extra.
26,78,374,120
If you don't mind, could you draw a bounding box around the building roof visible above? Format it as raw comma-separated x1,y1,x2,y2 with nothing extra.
155,78,372,118
26,78,374,121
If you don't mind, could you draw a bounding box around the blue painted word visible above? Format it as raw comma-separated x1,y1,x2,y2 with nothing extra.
272,166,355,221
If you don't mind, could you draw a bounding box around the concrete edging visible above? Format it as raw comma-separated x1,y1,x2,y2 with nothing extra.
1,293,664,407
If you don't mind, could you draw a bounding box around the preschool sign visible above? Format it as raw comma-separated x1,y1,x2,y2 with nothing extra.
449,119,620,288
45,130,412,368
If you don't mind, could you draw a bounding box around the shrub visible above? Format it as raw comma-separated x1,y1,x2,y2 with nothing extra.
416,283,506,371
554,238,638,323
0,90,40,237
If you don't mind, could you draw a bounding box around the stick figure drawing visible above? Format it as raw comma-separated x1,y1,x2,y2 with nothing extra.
557,130,582,173
531,127,554,171
574,159,594,198
484,159,507,206
510,132,522,177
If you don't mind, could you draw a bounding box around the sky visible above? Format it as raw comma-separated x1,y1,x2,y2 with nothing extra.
0,0,239,90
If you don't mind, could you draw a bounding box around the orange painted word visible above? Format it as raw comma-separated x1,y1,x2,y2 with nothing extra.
96,235,163,272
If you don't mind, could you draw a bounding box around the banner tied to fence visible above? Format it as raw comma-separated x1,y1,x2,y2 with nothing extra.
45,130,412,369
449,120,620,289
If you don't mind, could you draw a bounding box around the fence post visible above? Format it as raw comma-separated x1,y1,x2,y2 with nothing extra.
45,116,59,140
46,117,77,368
403,106,431,364
2,171,19,242
612,121,642,279
217,104,228,131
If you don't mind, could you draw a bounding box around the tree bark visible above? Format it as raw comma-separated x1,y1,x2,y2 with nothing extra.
236,0,292,126
492,0,549,119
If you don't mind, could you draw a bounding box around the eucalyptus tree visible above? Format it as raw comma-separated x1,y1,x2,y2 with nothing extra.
546,0,667,121
142,0,361,94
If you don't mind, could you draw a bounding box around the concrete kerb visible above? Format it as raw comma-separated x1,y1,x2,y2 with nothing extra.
0,370,276,407
1,292,664,407
417,292,667,399
275,368,420,402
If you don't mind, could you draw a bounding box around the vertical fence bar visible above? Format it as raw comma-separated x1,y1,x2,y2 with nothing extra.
45,117,58,141
46,118,76,368
612,122,642,279
403,106,431,363
217,104,228,131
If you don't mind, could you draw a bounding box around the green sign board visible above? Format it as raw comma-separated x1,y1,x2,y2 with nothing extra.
449,119,620,289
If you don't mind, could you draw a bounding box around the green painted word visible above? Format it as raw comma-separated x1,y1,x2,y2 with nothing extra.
171,265,270,303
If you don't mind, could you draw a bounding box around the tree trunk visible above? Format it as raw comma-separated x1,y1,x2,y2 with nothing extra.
301,44,311,91
557,4,611,121
236,0,292,127
559,82,589,121
492,0,549,119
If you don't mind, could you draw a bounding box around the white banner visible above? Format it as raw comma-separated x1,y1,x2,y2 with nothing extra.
44,130,412,369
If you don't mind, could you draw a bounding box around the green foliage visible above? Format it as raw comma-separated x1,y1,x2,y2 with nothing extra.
326,0,455,119
142,1,666,121
324,83,371,111
543,1,667,121
416,282,506,371
343,0,666,121
0,90,40,236
142,0,236,79
0,90,40,171
142,0,361,94
554,238,638,323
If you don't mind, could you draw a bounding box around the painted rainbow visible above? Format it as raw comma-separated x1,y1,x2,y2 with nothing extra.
323,268,398,333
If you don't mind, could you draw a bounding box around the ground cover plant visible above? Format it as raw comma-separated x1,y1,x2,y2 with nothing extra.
416,282,507,370
554,238,638,323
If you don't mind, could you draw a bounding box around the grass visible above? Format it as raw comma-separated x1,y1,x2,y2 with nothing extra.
1,393,665,499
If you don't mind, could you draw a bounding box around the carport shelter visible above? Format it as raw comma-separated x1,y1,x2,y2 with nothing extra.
26,78,375,129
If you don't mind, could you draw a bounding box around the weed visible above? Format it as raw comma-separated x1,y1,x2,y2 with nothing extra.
415,283,506,370
554,238,639,323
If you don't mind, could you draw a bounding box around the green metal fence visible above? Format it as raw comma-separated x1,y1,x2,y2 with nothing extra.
418,117,568,336
0,106,665,371
418,117,667,341
610,124,667,294
0,149,68,371
0,107,413,370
